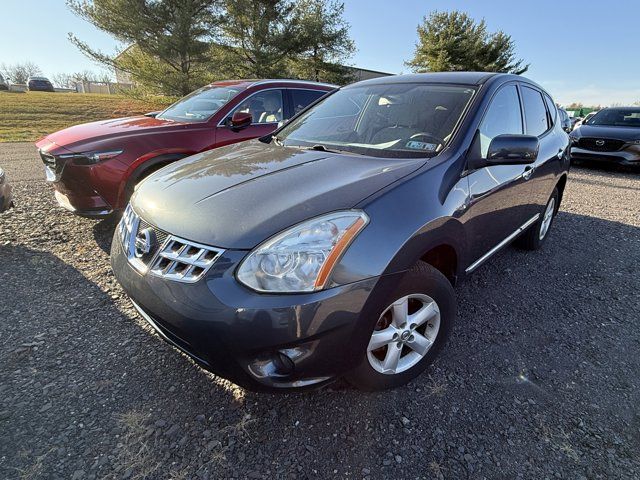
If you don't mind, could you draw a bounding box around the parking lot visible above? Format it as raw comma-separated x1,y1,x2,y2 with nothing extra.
0,142,639,479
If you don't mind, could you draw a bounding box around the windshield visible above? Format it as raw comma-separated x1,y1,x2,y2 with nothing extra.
588,108,640,128
157,85,243,122
276,83,476,158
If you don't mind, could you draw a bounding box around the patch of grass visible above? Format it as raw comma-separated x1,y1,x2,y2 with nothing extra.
0,91,174,143
112,410,162,480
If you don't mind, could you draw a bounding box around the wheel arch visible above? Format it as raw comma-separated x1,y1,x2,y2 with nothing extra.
382,217,466,286
118,151,193,208
555,173,568,211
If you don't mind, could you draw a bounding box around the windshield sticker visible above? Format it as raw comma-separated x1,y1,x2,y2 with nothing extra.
405,140,438,151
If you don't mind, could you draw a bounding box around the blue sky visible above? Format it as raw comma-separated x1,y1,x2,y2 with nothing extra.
1,0,638,106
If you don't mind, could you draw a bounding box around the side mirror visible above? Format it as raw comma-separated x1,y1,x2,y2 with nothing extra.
467,134,539,171
228,111,252,131
485,134,539,165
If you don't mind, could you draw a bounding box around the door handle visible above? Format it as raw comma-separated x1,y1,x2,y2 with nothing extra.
522,166,534,180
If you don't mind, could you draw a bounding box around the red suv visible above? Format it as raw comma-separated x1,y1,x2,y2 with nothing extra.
36,79,335,217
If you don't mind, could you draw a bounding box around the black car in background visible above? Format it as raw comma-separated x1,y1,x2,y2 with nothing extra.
27,76,54,92
559,108,572,132
111,72,570,392
570,107,640,166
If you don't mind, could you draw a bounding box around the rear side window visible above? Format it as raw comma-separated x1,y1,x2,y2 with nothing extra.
521,86,550,136
479,85,523,157
543,94,557,126
291,89,327,115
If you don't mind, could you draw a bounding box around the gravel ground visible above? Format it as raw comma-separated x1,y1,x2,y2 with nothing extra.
1,142,639,480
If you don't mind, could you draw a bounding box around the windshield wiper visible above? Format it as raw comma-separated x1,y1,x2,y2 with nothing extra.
303,144,365,155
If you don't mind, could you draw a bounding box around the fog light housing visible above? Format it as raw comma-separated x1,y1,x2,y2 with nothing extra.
247,345,314,380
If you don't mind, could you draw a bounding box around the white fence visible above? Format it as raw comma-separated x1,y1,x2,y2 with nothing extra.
74,81,134,94
6,82,133,94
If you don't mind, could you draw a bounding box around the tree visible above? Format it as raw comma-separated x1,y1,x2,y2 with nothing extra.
287,0,355,85
218,0,305,78
0,62,42,84
406,11,529,75
67,0,223,95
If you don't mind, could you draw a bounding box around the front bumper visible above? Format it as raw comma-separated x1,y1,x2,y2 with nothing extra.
110,230,400,391
570,146,640,166
40,149,114,217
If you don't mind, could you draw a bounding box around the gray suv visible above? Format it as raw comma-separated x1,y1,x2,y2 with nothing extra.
111,72,570,391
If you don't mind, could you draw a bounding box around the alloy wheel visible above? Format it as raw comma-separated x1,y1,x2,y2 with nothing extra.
367,294,441,375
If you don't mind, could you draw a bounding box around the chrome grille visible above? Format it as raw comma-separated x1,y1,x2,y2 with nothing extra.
118,204,223,283
149,237,222,283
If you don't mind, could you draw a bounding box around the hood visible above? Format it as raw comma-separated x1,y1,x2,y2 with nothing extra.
132,141,424,249
574,125,640,141
36,115,188,152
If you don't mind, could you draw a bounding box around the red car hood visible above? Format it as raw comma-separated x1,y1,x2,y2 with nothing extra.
36,115,187,153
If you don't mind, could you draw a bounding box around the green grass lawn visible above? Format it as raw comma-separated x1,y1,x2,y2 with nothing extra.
0,91,174,143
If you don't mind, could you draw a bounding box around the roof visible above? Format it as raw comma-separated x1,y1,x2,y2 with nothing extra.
345,72,511,88
208,79,337,89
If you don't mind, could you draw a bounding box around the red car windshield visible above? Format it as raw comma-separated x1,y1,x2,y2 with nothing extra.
157,85,243,122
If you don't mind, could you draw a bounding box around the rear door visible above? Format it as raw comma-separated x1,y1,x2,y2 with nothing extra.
523,86,566,211
464,83,537,269
287,88,328,118
215,89,285,148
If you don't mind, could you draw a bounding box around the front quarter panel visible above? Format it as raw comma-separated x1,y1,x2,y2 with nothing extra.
332,154,469,286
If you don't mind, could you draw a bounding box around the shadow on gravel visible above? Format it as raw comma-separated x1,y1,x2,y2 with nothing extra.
92,214,119,254
572,160,640,176
2,210,640,479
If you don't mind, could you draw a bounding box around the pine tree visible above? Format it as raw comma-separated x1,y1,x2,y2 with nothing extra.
218,0,305,79
288,0,355,85
406,11,529,75
67,0,223,95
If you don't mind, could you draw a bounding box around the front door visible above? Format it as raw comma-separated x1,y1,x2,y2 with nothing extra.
463,83,537,271
215,89,285,148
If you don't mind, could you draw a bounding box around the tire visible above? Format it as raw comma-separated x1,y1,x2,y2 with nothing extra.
516,188,558,251
346,261,456,391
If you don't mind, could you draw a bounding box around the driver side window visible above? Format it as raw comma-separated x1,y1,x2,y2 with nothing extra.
230,90,284,124
479,85,523,158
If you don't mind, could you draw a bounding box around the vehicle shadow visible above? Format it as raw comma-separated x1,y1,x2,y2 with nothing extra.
0,244,245,480
2,211,639,479
92,214,119,254
572,159,640,176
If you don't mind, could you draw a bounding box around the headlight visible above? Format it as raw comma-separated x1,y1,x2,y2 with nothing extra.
59,150,123,165
236,211,369,293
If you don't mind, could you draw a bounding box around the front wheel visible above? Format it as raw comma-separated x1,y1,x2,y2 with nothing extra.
346,262,456,391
